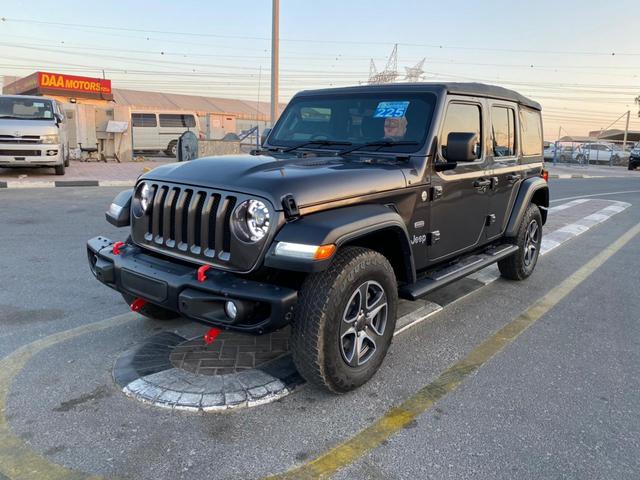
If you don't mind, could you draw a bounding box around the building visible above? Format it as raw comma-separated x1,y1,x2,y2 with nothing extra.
2,71,282,161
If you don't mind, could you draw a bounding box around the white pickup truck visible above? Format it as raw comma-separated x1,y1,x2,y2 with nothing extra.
0,95,69,175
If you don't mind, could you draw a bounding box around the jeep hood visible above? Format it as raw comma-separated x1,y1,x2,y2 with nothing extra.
141,154,407,209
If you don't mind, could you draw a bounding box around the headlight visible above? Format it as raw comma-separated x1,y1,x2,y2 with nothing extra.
132,182,154,217
232,199,271,243
41,134,60,144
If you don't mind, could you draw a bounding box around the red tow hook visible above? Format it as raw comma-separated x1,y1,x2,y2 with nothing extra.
112,241,126,255
203,327,221,345
130,298,147,312
197,265,211,283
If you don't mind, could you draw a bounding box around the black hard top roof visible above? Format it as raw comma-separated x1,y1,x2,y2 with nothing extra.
295,82,541,111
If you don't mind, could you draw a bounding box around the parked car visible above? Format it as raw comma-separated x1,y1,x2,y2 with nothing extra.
0,95,70,175
573,142,628,165
131,111,202,157
543,143,556,161
629,142,640,170
88,83,549,393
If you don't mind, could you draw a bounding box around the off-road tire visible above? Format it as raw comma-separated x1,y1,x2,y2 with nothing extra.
290,247,398,393
121,293,180,321
498,204,542,281
54,163,65,175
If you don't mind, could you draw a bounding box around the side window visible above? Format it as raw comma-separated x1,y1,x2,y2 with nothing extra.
441,103,482,160
132,113,157,127
491,106,516,157
159,114,196,128
520,108,542,156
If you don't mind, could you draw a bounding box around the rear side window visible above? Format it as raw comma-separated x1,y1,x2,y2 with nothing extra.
132,113,157,127
159,114,196,128
441,103,482,160
491,106,516,157
520,108,542,156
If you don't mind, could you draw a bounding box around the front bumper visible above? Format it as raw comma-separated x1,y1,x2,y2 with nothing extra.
0,144,62,166
87,236,297,334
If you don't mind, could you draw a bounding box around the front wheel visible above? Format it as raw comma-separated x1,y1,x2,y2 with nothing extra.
290,247,398,393
54,162,65,175
498,204,542,281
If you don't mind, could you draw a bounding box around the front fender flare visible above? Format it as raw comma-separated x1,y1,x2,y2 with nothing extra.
264,204,415,281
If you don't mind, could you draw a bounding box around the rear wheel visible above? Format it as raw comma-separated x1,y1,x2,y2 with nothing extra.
121,293,180,321
498,204,542,281
290,247,398,393
166,141,178,158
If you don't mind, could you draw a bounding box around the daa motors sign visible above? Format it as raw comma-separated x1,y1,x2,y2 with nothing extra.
3,71,114,100
37,72,113,100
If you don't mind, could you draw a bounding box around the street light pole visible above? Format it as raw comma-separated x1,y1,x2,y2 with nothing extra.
270,0,279,126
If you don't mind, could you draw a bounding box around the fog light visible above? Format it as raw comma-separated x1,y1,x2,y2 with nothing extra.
46,150,58,156
224,301,238,320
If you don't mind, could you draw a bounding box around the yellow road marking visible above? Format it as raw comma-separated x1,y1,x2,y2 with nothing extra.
267,221,640,480
0,313,135,480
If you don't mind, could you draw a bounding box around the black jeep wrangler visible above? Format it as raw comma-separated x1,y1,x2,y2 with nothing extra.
88,83,548,393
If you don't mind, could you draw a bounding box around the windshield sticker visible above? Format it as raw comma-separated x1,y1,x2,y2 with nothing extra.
33,102,45,107
373,101,409,118
43,111,52,118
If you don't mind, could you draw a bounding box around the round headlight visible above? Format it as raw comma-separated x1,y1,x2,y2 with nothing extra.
132,182,153,217
232,199,271,243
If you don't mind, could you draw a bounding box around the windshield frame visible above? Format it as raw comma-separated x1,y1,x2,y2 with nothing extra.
268,91,437,155
0,97,56,121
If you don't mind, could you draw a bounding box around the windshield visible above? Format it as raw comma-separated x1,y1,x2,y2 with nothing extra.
269,92,436,154
0,97,55,120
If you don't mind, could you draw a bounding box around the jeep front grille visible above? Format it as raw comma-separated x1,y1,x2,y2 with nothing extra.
139,183,237,262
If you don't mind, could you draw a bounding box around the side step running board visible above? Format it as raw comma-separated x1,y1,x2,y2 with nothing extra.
399,244,519,301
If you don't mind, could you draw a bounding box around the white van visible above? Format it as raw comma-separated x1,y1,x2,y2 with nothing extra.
0,95,69,175
131,111,201,157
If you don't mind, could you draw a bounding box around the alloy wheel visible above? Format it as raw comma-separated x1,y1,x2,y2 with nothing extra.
339,280,388,367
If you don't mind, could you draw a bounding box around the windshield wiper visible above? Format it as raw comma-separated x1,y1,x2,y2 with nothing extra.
338,140,419,156
281,140,352,153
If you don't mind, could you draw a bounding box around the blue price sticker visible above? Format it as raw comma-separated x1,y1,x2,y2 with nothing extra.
373,101,410,118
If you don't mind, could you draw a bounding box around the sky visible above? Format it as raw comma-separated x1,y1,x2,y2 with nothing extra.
1,0,639,140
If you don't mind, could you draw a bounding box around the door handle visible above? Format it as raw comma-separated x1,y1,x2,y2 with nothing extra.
507,174,522,184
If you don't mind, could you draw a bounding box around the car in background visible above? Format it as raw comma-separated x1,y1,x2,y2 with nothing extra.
131,111,202,157
0,95,70,175
573,142,628,166
543,142,556,161
629,142,640,170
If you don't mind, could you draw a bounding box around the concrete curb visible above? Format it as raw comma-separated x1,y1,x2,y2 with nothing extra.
0,179,135,188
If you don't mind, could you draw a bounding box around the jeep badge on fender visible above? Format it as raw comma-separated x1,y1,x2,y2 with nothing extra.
87,83,548,393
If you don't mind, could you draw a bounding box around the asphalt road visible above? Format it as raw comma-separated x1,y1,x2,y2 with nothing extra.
0,177,639,479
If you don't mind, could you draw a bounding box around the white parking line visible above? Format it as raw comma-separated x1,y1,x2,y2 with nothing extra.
550,190,640,203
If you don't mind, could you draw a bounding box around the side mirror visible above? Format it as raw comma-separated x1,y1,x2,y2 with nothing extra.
260,127,272,146
54,113,63,125
445,132,478,162
105,190,132,227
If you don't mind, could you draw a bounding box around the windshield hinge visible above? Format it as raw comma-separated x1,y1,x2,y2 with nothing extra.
281,194,300,220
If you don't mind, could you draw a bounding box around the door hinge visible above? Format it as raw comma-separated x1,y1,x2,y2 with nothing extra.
430,186,443,200
486,213,496,226
281,194,299,220
428,230,441,245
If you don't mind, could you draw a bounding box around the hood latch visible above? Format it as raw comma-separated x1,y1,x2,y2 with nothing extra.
281,194,300,221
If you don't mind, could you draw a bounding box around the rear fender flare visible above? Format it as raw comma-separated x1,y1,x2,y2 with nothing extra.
505,177,549,237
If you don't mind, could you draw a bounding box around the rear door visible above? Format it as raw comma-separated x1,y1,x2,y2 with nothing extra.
428,97,490,262
486,102,520,239
158,114,196,150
